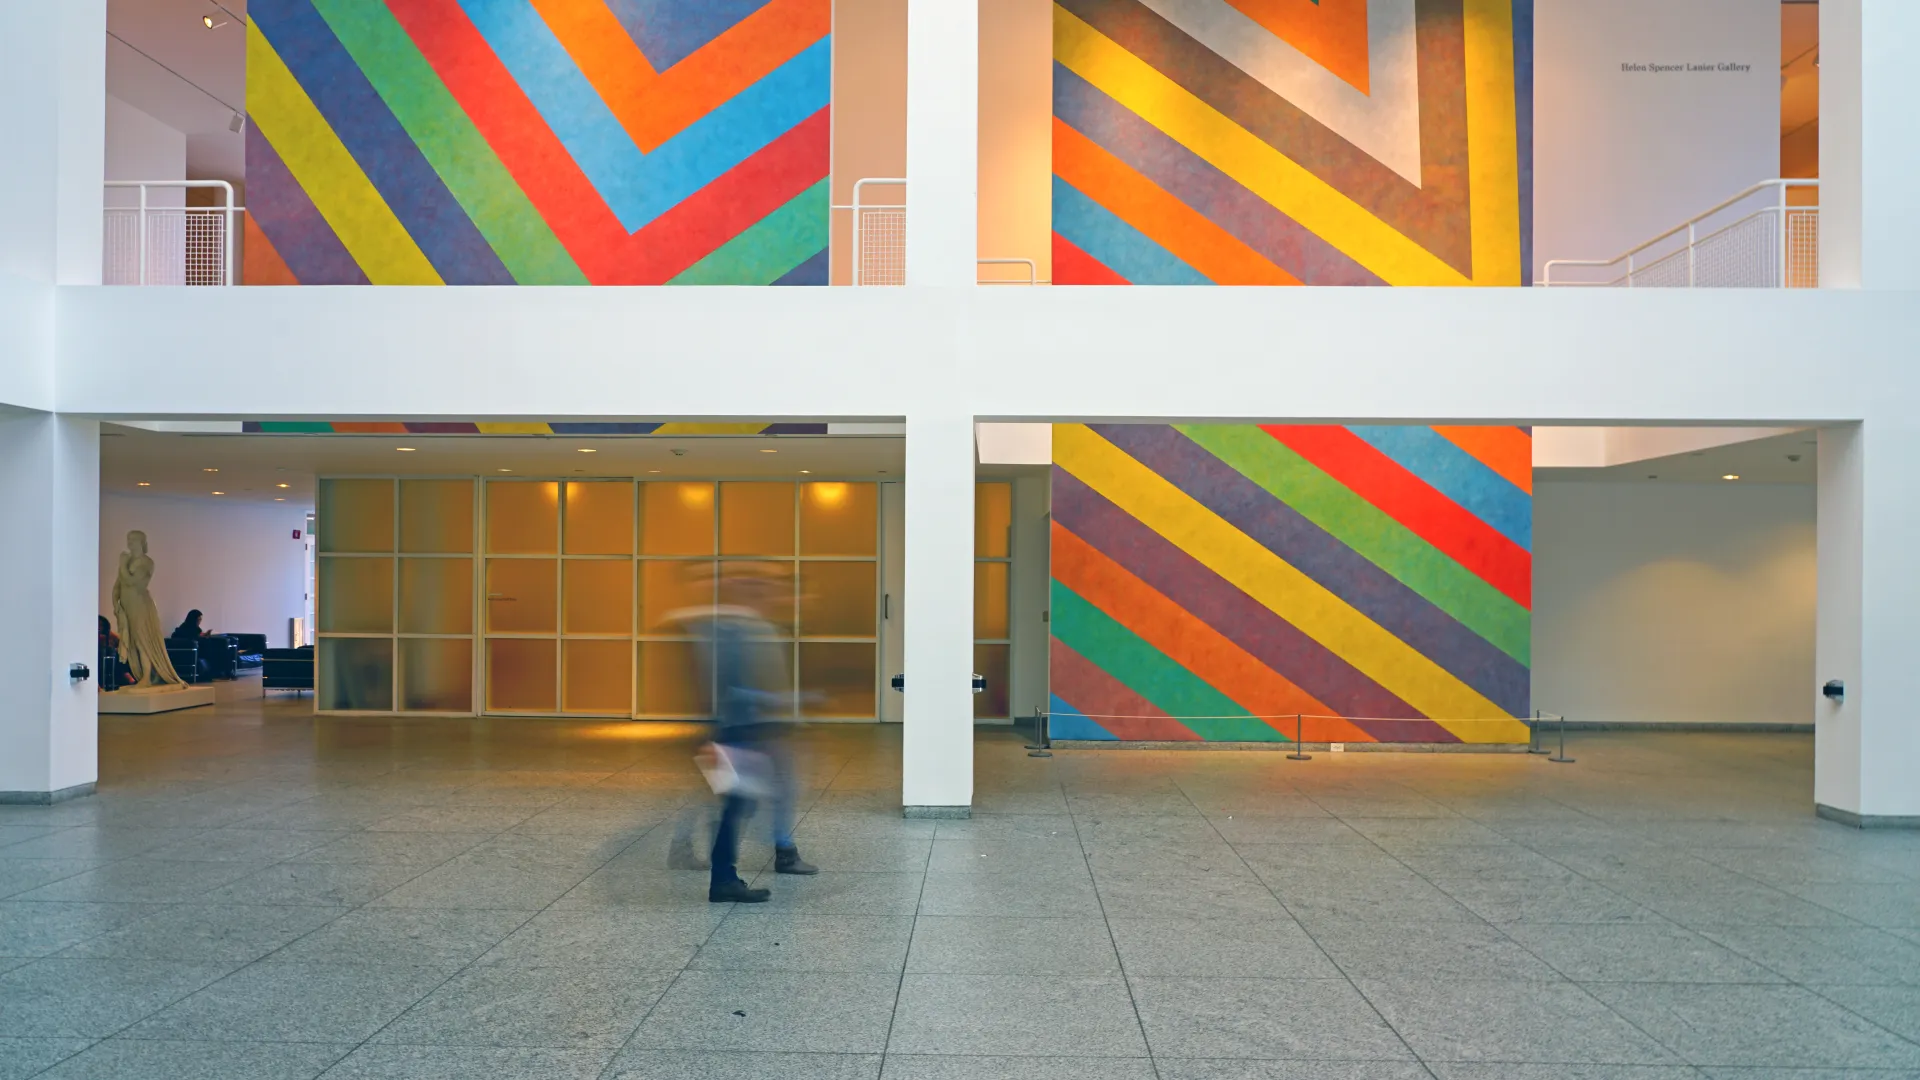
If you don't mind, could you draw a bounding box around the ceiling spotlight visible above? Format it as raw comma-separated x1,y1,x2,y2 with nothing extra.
1722,474,1741,481
273,497,285,502
799,469,812,474
276,483,289,488
202,13,228,29
396,447,416,452
211,490,226,495
203,467,219,473
137,481,151,487
497,468,512,473
577,448,598,453
647,469,662,474
759,449,778,454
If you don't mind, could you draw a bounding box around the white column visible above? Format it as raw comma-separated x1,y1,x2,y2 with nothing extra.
1821,0,1920,289
0,413,101,802
904,0,978,286
901,412,975,814
1815,423,1920,825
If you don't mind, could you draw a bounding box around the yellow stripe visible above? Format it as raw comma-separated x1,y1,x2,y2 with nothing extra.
651,423,772,435
1463,0,1522,286
1054,6,1470,287
246,24,441,285
1054,424,1509,722
473,423,553,435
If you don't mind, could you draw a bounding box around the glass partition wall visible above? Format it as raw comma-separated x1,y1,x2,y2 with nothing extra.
317,477,884,719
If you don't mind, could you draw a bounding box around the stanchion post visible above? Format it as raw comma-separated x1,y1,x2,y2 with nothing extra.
1287,712,1311,761
1027,708,1052,758
1528,709,1551,755
1550,713,1575,764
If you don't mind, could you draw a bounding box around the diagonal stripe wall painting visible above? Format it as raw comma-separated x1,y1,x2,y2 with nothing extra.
244,0,831,285
1052,0,1534,286
1051,424,1532,744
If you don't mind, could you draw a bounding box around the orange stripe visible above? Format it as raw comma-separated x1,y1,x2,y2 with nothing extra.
531,0,828,153
1222,0,1371,94
1052,117,1301,287
1433,426,1534,495
243,215,298,285
1053,523,1378,744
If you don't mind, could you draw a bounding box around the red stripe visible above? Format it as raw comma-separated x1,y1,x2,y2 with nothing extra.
1050,637,1203,741
389,0,827,284
1052,231,1129,285
1263,425,1533,609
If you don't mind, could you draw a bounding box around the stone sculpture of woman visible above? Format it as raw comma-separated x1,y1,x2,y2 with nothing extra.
112,530,183,688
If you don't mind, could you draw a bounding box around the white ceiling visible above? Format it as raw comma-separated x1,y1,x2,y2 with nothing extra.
100,428,907,506
107,0,249,185
1538,429,1817,485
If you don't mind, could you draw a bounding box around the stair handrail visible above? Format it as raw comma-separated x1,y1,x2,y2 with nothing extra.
1541,178,1819,287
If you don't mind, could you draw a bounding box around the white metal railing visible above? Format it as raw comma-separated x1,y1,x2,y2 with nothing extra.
831,177,906,286
1542,179,1819,288
103,180,243,286
977,258,1042,285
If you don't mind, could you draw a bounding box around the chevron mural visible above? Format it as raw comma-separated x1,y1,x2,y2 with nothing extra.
1050,424,1533,744
1052,0,1534,285
244,0,831,285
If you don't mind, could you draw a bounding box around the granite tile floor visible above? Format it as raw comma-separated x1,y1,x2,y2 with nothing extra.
1,678,1918,1078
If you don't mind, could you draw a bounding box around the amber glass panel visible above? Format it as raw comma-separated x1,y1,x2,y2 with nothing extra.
641,482,715,555
319,637,393,711
564,560,633,635
799,482,877,556
318,557,393,634
486,559,557,634
973,643,1011,719
564,639,632,713
398,558,472,635
719,561,794,636
638,640,704,717
720,482,795,556
800,642,875,718
487,481,559,554
975,482,1012,558
488,638,556,712
973,562,1010,639
798,561,877,638
564,482,634,555
400,638,472,712
639,559,713,634
318,479,394,553
399,480,474,553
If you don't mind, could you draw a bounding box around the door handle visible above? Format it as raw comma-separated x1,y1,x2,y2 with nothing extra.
486,594,515,601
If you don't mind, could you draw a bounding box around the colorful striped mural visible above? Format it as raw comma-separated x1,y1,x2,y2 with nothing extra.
1052,0,1534,285
244,0,831,285
1050,424,1532,744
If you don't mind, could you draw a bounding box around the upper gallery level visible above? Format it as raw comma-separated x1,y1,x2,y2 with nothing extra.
65,0,1845,291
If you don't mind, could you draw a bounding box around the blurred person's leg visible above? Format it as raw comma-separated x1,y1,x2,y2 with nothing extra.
667,804,710,870
767,739,818,875
708,793,770,903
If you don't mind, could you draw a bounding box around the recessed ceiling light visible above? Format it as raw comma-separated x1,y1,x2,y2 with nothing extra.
1722,474,1741,481
273,497,285,502
211,491,225,495
137,482,151,487
497,468,512,473
275,483,289,489
203,467,219,473
647,469,662,474
759,449,778,453
396,447,416,452
577,448,597,453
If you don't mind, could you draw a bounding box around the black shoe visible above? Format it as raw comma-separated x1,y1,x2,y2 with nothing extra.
775,846,819,875
709,879,772,903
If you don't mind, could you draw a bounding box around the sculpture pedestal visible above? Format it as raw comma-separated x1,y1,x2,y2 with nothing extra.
99,685,216,715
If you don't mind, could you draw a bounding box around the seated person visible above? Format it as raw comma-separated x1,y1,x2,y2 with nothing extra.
97,615,134,688
170,609,219,680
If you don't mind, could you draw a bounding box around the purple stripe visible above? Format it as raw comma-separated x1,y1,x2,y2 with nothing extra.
760,423,830,435
244,123,368,285
1052,467,1421,720
1053,64,1383,287
403,422,481,434
1093,424,1530,717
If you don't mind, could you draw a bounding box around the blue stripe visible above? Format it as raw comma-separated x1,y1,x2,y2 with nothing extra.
772,247,829,286
1052,175,1210,286
1048,693,1117,740
254,0,512,284
457,0,830,233
604,0,775,70
1349,426,1533,551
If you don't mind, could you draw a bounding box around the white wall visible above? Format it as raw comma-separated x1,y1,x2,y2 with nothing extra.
103,95,185,209
1533,479,1816,727
100,494,311,646
1534,0,1780,278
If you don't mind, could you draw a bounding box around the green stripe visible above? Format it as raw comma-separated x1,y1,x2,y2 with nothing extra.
1179,424,1531,666
669,180,828,285
1052,583,1283,741
311,0,587,285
